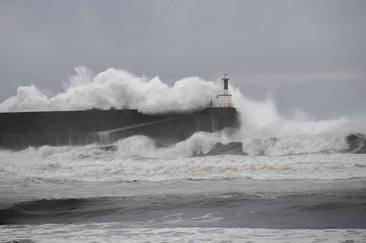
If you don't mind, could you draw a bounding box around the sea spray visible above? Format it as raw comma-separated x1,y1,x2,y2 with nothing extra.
0,66,364,156
0,67,220,114
1,142,366,182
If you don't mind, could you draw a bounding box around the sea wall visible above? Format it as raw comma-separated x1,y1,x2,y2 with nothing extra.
0,108,239,149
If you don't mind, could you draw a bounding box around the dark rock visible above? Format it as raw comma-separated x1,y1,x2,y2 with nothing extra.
345,133,366,153
98,145,118,152
204,142,247,156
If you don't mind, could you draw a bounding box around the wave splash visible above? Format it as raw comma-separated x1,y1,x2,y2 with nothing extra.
0,67,360,138
0,67,366,182
0,67,365,153
0,67,220,114
1,137,366,182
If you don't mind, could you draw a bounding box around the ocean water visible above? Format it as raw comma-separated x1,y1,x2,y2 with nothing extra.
0,134,366,242
1,69,366,242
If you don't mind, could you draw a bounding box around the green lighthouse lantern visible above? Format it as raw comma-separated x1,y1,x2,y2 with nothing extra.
222,73,230,94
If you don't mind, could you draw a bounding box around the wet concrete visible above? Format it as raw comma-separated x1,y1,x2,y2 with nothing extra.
0,108,239,150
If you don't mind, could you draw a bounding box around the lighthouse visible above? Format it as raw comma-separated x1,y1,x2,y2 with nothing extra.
223,73,229,95
212,73,233,108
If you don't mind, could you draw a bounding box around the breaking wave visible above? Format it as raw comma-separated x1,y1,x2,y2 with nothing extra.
1,67,366,182
0,66,362,138
0,67,220,114
1,133,366,183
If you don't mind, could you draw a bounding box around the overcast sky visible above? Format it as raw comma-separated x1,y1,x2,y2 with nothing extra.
0,0,365,118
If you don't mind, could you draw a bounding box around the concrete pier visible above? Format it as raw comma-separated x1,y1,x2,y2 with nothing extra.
0,108,239,150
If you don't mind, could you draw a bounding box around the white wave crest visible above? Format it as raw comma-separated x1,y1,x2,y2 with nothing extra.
1,67,366,183
0,67,220,114
0,66,355,141
1,134,366,183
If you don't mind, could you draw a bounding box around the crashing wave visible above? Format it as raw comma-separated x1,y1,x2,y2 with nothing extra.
0,67,361,146
1,134,366,182
0,67,220,114
202,133,366,156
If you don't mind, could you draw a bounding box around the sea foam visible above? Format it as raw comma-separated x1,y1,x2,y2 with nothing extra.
1,67,366,183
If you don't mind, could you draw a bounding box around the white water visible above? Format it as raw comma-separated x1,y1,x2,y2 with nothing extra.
1,224,365,243
0,67,365,182
0,67,220,114
0,67,358,138
1,138,365,182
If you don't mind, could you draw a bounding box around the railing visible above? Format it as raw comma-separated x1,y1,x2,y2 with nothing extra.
208,102,234,108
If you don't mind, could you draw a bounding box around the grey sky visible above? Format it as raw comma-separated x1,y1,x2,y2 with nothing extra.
0,0,365,118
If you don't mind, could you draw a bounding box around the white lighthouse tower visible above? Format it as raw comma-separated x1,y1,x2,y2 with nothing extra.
212,73,233,108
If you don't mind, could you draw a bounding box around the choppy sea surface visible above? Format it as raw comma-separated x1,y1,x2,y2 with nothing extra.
1,134,366,242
